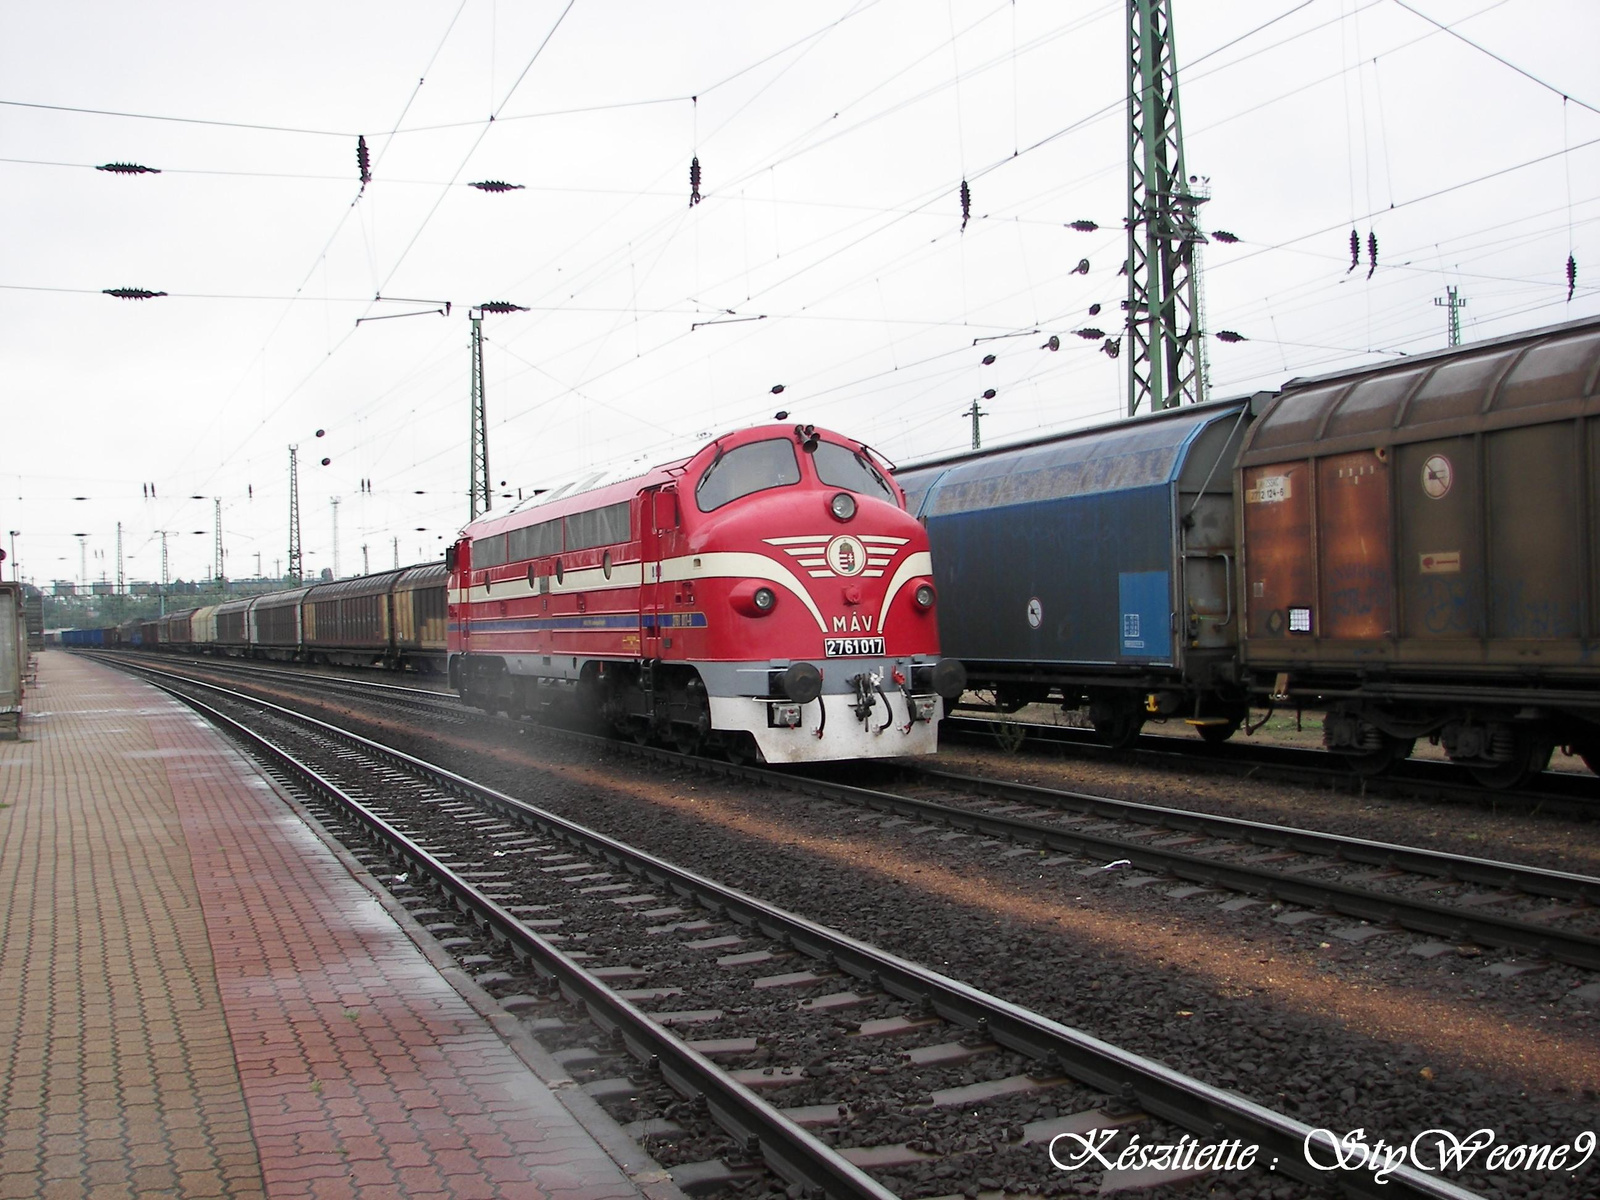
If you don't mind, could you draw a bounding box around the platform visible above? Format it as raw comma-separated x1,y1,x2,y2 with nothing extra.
0,651,679,1200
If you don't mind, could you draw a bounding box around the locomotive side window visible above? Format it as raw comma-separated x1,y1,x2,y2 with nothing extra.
508,519,560,561
473,533,506,568
695,439,801,512
565,501,631,550
813,441,896,505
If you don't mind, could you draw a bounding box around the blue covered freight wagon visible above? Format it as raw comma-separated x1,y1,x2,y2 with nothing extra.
896,397,1253,745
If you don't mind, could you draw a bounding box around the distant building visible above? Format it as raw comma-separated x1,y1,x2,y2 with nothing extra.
52,581,75,597
91,581,113,596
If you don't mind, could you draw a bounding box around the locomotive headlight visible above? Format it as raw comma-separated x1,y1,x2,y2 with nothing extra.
828,492,856,522
731,581,779,617
913,582,936,611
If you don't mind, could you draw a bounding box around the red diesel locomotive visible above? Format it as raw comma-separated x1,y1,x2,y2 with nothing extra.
447,423,966,763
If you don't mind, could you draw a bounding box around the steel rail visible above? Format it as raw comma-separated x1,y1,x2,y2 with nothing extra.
905,766,1600,904
99,655,1600,958
116,649,458,701
151,680,900,1200
129,662,1482,1200
941,714,1600,802
774,768,1600,970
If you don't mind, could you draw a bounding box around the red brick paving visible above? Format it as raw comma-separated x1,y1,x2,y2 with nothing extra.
0,653,655,1199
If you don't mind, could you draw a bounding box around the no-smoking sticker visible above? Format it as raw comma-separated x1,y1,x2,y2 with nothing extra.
1422,454,1453,499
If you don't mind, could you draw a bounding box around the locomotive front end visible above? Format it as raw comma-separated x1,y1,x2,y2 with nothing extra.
672,424,965,763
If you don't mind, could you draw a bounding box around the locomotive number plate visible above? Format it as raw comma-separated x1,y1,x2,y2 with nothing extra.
825,637,885,657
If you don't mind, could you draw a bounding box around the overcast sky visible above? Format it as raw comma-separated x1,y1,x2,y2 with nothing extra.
3,0,1596,589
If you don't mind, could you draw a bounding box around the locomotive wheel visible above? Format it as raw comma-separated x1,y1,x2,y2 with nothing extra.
673,724,704,755
719,732,761,765
1343,735,1414,777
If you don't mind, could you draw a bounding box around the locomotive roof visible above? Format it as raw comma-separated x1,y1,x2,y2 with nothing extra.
462,460,680,543
459,422,878,541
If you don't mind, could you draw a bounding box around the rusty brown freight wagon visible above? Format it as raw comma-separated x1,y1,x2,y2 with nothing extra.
1238,316,1600,786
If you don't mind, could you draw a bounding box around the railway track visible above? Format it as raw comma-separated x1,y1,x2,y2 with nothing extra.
108,650,465,718
96,653,1600,968
100,652,1600,823
109,657,1485,1199
803,764,1600,972
942,714,1600,814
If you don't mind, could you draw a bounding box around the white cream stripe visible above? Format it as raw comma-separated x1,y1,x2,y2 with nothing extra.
875,550,932,629
659,552,829,631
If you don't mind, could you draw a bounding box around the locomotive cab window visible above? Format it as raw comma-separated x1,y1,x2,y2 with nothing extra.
813,441,896,505
696,439,801,512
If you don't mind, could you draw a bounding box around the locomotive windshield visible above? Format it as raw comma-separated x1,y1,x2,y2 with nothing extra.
695,438,801,511
813,441,896,505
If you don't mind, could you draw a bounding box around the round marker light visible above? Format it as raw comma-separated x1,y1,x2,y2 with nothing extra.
753,586,776,613
829,492,856,521
913,583,936,611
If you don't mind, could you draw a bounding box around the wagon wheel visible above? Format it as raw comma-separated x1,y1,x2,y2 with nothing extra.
1195,707,1247,745
1092,710,1145,750
1196,718,1241,745
1343,735,1414,777
1469,733,1552,791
